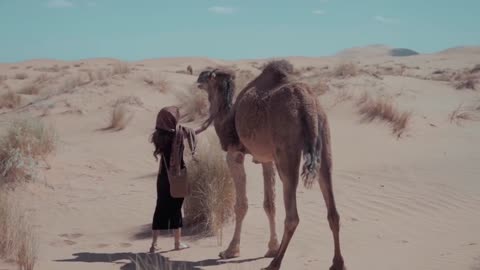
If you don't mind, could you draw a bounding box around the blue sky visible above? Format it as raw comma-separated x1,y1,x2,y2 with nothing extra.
0,0,479,63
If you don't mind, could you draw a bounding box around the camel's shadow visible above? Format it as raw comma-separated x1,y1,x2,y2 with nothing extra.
55,251,263,270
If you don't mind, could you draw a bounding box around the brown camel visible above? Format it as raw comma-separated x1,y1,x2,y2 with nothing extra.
187,65,193,75
195,60,345,270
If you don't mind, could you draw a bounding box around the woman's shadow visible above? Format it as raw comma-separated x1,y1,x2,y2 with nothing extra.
55,251,263,270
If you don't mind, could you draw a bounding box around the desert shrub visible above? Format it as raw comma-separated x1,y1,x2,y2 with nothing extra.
0,117,57,185
471,64,480,74
85,69,110,82
0,194,38,270
176,84,209,123
357,93,412,137
333,62,358,78
18,84,40,95
14,73,28,80
183,131,235,238
449,102,480,124
104,101,134,131
0,91,21,109
112,62,130,75
143,74,169,93
311,80,330,95
455,75,477,90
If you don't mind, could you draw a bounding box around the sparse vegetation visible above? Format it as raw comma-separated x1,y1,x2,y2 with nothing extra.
0,74,7,82
86,69,109,82
449,102,480,124
34,65,61,73
18,84,41,95
0,194,38,270
143,74,169,93
0,117,57,185
333,62,358,78
183,131,235,238
15,73,28,80
356,93,412,137
176,84,209,122
104,99,136,131
311,80,330,96
112,62,131,75
471,64,480,74
0,91,21,109
454,75,477,90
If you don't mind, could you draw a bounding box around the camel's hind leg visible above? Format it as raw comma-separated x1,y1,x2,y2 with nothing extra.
318,164,345,270
262,150,301,270
262,162,280,257
219,149,247,259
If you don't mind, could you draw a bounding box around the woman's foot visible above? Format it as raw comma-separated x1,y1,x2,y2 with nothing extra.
149,245,160,253
174,242,189,250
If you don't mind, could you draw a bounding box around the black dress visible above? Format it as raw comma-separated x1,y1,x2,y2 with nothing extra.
152,145,185,230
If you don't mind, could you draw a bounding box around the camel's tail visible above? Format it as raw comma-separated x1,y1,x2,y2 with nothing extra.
301,110,331,189
299,92,322,188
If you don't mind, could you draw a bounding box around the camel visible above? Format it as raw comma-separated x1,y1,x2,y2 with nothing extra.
195,60,345,270
187,65,193,75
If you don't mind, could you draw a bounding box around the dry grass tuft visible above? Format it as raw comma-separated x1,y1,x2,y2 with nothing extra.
86,69,110,82
0,117,57,185
0,91,21,109
357,93,412,137
18,84,41,95
0,194,38,270
143,74,170,93
470,64,480,74
103,99,136,131
183,131,235,239
449,102,480,125
176,84,209,123
112,62,131,76
34,65,61,73
311,80,330,96
333,62,358,78
15,73,28,80
33,74,50,85
455,75,477,90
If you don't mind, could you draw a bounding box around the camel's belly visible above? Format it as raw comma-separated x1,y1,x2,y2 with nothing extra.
235,97,275,162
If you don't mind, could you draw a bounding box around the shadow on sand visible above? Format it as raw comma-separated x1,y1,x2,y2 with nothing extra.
130,224,212,241
55,251,263,270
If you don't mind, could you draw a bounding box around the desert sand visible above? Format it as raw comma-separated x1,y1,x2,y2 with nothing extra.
1,45,480,270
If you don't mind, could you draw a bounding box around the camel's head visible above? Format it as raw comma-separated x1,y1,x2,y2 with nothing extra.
196,68,236,111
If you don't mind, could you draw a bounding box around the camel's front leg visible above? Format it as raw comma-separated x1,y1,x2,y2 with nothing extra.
262,162,280,257
219,149,247,259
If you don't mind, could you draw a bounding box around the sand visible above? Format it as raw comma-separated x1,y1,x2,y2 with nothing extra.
1,46,480,270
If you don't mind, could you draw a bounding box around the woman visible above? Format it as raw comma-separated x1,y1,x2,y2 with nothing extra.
149,106,194,252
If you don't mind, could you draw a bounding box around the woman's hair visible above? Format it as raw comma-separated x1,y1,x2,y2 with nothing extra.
150,128,174,160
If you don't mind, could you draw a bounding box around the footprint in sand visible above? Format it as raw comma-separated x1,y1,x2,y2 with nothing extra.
63,240,77,245
59,233,83,239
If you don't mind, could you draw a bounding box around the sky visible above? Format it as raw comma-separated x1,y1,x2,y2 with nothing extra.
0,0,479,63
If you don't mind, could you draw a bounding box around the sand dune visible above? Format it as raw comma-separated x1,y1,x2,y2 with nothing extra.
1,47,480,270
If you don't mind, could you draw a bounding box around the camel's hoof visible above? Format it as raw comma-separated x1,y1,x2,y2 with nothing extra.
219,249,240,259
329,258,346,270
264,248,279,258
261,265,279,270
